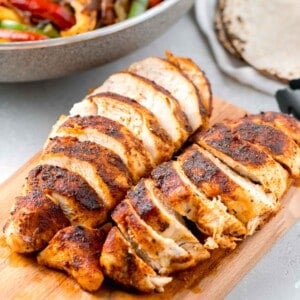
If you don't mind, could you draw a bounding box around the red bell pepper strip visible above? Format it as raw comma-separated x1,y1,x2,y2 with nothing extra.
8,0,76,30
0,28,48,41
148,0,162,8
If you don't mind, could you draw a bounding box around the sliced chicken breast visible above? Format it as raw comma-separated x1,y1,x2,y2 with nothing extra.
151,161,246,249
70,98,98,116
87,92,174,165
197,123,289,200
100,226,172,293
111,199,195,275
178,145,278,234
42,136,132,209
3,191,70,253
245,112,300,146
47,115,152,182
24,165,107,228
128,56,203,131
38,225,110,292
225,118,300,178
89,71,192,148
127,178,210,263
165,51,212,118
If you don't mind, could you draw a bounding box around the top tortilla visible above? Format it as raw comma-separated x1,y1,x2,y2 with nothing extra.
222,0,300,82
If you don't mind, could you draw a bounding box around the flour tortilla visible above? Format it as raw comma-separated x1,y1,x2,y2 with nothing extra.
214,0,241,58
222,0,300,82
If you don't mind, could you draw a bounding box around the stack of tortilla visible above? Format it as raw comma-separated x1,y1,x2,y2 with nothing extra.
214,0,300,83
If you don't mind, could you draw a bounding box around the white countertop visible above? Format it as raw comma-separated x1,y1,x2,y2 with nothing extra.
0,7,299,300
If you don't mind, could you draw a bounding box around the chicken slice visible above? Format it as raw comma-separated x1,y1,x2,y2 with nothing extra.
77,92,175,165
100,226,172,293
47,115,152,182
151,161,246,249
41,136,132,209
197,123,289,200
178,145,277,234
70,97,98,116
165,51,212,119
89,71,192,148
24,165,107,228
225,118,300,178
128,56,204,131
111,199,195,275
127,178,210,263
245,112,300,146
37,224,110,292
3,190,70,253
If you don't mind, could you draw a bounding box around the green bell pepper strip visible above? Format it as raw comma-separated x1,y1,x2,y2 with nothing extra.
128,0,148,18
0,19,59,38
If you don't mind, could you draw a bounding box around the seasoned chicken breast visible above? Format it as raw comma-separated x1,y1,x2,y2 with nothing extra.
151,161,246,249
24,165,107,228
165,51,212,119
128,56,204,131
89,71,192,148
87,92,175,165
42,136,132,209
47,115,152,182
178,145,278,234
127,178,210,262
70,98,98,116
111,199,195,275
13,108,298,294
38,225,110,292
100,226,172,293
245,112,300,146
224,118,300,178
6,54,209,255
3,191,70,253
197,123,289,200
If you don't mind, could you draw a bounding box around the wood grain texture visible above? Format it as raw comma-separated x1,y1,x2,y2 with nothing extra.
0,98,299,300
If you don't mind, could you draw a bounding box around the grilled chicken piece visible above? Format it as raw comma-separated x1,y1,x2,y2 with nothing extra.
89,71,192,148
197,123,289,200
111,199,195,275
100,226,172,293
47,115,152,182
6,54,207,255
245,112,300,146
41,136,132,210
127,178,210,262
37,225,110,292
224,118,300,178
24,165,107,228
128,57,205,131
151,161,246,249
70,97,98,116
83,92,174,165
178,145,277,234
165,51,212,118
3,191,70,253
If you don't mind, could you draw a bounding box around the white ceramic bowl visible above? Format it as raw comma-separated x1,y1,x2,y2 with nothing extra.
0,0,194,82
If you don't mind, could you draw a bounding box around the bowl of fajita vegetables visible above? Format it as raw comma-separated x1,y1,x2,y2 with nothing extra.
0,0,194,82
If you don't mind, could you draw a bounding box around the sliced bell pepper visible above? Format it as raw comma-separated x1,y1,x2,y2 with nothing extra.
148,0,162,8
128,0,148,18
38,22,59,38
0,28,48,41
0,19,59,37
0,5,22,22
8,0,76,30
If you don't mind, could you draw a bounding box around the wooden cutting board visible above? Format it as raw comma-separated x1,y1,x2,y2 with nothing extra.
1,98,299,300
